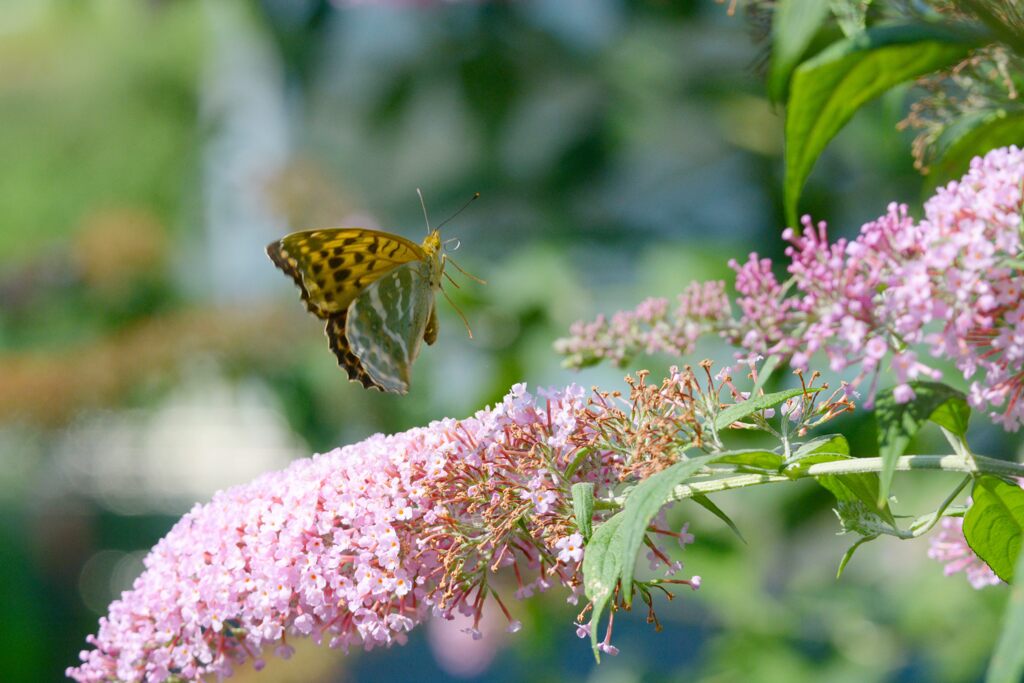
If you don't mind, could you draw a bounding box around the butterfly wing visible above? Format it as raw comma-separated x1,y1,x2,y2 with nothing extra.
346,260,436,394
266,228,426,318
324,309,381,390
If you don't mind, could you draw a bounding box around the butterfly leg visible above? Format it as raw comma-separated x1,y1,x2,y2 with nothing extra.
424,304,438,345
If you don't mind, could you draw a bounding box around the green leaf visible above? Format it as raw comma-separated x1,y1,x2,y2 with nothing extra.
572,482,595,542
818,466,897,526
837,534,878,578
565,447,594,480
927,109,1024,191
784,434,851,477
751,354,783,396
784,24,974,224
790,433,850,461
987,541,1024,683
784,451,853,477
691,493,746,543
830,0,871,37
787,435,894,526
876,382,970,508
716,449,786,471
964,476,1024,583
768,0,831,102
582,512,626,659
714,387,818,431
616,455,718,606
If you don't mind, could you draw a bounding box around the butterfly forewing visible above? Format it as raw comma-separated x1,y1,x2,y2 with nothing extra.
266,228,425,318
346,260,436,394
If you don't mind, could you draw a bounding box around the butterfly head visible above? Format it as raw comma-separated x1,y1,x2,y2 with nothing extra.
422,229,443,256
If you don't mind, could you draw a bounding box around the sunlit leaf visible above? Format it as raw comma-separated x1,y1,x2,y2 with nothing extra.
768,0,831,102
572,482,595,542
817,466,897,526
582,513,626,659
716,449,785,471
964,476,1024,583
615,455,718,606
785,24,974,224
714,387,818,431
876,382,969,509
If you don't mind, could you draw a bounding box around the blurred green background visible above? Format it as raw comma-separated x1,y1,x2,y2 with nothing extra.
0,1,1017,681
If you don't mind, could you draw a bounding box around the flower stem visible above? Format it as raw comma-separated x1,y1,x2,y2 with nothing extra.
600,454,1024,508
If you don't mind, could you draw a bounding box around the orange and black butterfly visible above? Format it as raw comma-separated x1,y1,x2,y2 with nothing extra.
266,193,479,393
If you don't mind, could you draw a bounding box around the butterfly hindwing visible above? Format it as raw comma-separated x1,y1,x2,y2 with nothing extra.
325,309,381,390
346,260,436,394
266,228,425,318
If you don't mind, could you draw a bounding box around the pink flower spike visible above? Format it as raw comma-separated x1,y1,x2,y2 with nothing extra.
68,379,706,680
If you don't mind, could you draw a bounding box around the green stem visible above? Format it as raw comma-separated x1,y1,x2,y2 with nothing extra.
598,453,1024,508
908,475,971,538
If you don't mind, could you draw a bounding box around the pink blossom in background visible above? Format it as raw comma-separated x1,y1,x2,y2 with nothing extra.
557,145,1024,428
67,382,698,682
927,516,1001,589
427,609,505,678
554,281,731,368
728,253,800,358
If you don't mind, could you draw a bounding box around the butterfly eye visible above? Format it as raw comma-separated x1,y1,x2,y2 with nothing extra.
443,238,462,252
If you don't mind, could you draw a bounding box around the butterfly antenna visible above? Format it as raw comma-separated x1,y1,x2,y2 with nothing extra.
417,187,432,234
441,285,474,339
436,192,480,231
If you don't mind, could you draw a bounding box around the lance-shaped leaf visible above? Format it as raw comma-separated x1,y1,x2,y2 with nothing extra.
714,387,819,431
784,24,974,224
691,493,746,543
572,482,595,542
716,449,786,471
615,455,718,606
876,382,970,508
582,513,626,659
768,0,831,102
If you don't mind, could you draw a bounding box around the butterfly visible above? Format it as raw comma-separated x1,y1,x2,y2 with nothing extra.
266,193,478,394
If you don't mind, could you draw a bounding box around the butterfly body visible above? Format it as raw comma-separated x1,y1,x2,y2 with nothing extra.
267,227,445,393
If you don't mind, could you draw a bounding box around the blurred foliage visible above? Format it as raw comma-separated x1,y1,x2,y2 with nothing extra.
0,0,1017,682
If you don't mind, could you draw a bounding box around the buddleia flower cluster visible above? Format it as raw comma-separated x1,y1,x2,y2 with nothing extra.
557,146,1024,430
69,359,859,681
